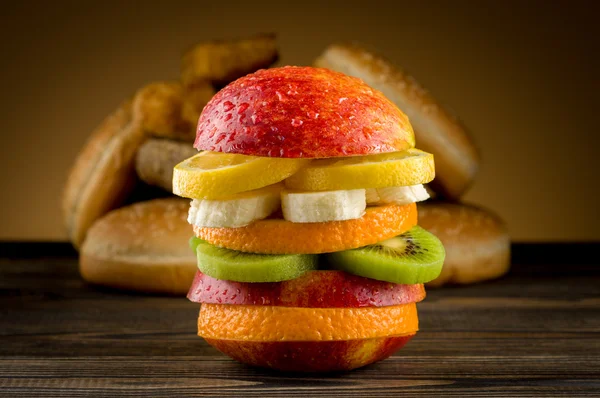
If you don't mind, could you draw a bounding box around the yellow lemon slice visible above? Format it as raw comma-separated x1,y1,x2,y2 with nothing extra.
285,149,435,191
174,151,310,199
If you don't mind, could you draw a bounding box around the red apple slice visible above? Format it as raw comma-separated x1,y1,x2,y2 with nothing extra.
187,270,425,308
205,334,414,372
194,66,415,158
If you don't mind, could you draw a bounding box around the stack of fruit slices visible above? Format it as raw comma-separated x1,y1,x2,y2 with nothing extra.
173,147,445,372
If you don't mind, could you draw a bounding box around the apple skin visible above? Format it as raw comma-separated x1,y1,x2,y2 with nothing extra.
194,66,415,158
188,270,426,308
204,334,414,372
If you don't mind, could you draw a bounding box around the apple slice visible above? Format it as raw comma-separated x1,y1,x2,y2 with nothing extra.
194,66,415,158
187,270,425,308
205,334,414,372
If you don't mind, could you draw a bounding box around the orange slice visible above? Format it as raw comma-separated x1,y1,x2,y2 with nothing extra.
198,303,418,341
194,202,417,254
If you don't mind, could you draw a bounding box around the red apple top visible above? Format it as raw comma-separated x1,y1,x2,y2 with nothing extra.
194,66,415,158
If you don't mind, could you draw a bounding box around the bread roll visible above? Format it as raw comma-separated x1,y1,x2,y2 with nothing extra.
63,81,213,248
181,33,278,87
133,81,215,142
80,198,196,294
418,202,510,287
135,138,198,192
315,44,479,199
62,100,144,248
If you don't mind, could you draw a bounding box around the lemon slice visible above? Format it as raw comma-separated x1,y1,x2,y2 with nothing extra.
284,149,435,191
173,151,310,199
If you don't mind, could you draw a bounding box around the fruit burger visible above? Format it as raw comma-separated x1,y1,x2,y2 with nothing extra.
173,66,445,372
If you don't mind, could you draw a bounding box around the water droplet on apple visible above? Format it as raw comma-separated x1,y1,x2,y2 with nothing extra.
238,102,249,114
307,110,319,119
223,101,234,112
291,118,303,127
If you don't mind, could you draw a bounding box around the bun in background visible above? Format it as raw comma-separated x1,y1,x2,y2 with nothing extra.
80,198,196,294
418,202,510,287
315,44,479,199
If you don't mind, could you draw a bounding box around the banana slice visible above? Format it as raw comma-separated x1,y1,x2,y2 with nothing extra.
281,189,366,223
188,184,283,228
365,184,430,206
365,188,381,204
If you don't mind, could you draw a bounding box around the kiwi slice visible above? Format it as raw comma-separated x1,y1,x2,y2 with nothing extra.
189,236,203,253
190,237,318,283
325,226,445,284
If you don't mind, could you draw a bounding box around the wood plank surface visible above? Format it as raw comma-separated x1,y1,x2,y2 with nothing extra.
0,243,599,397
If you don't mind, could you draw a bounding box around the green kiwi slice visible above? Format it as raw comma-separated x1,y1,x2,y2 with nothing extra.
190,237,318,282
325,226,445,284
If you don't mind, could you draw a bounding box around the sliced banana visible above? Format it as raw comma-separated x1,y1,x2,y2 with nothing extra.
281,189,366,223
365,188,381,204
188,184,283,228
365,184,430,206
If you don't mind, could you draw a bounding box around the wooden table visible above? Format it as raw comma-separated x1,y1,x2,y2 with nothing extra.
1,243,598,397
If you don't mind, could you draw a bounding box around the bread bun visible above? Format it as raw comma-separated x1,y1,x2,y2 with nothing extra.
80,198,196,294
315,44,479,199
194,66,415,158
181,33,278,87
135,138,198,192
62,100,144,248
417,202,510,287
133,81,215,142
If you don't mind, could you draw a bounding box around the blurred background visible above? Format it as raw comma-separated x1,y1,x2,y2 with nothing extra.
1,0,598,241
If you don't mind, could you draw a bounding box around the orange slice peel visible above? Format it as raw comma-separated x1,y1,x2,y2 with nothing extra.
198,303,419,341
194,202,417,254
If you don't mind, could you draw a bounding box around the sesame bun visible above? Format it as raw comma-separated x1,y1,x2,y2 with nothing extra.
62,100,144,248
314,44,479,199
133,81,215,142
135,138,198,192
181,33,278,87
63,81,212,248
80,198,196,295
417,202,510,287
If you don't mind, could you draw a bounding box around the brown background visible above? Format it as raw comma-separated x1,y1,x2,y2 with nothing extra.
1,0,598,241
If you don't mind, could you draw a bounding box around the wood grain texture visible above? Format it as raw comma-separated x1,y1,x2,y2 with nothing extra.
0,243,599,397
